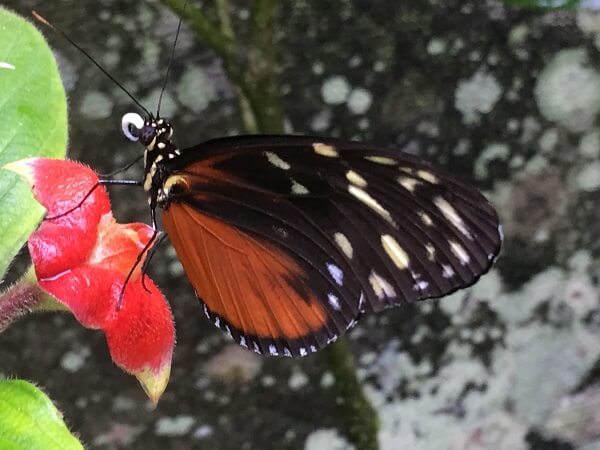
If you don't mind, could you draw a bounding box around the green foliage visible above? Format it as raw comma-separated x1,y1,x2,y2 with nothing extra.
0,380,83,450
0,8,67,278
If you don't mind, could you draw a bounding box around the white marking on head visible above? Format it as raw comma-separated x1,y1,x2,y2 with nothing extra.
313,142,338,157
0,62,15,70
366,155,396,165
327,263,344,286
434,196,473,239
381,234,410,269
121,112,144,142
442,264,455,278
334,232,354,259
416,170,439,184
290,178,309,195
450,241,471,265
346,170,367,187
419,211,434,226
369,271,397,300
426,243,436,261
299,347,308,356
328,293,342,311
397,176,420,192
264,151,291,170
348,185,395,225
269,344,278,355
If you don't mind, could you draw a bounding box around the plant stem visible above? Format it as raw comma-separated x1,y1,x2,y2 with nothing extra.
158,1,379,448
0,266,60,332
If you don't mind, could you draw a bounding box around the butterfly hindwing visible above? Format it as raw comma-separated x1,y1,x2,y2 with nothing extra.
161,135,502,356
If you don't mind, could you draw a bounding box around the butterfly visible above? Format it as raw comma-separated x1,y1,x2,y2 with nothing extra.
120,112,503,357
33,10,502,358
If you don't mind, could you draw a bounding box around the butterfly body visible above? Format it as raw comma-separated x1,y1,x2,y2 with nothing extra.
121,113,502,357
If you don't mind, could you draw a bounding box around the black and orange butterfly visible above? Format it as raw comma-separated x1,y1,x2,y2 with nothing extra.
119,112,502,357
36,11,502,358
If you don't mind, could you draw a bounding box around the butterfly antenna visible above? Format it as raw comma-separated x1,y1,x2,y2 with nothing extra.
32,10,151,117
156,2,187,117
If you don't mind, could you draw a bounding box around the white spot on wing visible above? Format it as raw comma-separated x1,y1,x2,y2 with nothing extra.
327,263,344,286
334,232,354,259
264,151,291,170
313,142,338,157
416,170,439,184
369,271,397,300
398,176,420,192
346,170,368,187
450,240,471,265
418,211,433,227
328,293,342,311
291,178,309,195
434,196,473,239
442,264,455,278
381,234,410,269
348,185,395,225
426,243,436,261
365,155,396,165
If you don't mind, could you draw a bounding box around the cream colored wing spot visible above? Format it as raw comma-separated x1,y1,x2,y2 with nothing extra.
346,170,368,187
397,176,420,192
334,232,354,259
369,270,397,300
365,155,396,165
416,170,439,184
348,185,395,226
313,142,339,157
264,151,291,170
418,211,434,226
381,234,410,269
291,178,309,195
450,240,470,265
425,243,436,261
434,196,473,239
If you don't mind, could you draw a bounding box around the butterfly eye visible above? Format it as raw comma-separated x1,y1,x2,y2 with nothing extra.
121,112,145,141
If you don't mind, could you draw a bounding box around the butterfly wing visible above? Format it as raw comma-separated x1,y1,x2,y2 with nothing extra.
160,135,502,356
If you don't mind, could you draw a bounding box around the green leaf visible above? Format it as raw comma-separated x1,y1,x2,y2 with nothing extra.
0,8,67,279
0,380,83,450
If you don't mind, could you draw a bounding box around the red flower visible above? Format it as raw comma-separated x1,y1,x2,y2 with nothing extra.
6,158,174,405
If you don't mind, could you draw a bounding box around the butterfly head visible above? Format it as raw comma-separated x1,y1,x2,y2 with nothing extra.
121,112,174,152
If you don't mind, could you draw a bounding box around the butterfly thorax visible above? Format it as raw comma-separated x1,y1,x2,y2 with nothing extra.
138,117,182,208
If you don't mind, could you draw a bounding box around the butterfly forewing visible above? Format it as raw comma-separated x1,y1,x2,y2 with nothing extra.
160,135,502,356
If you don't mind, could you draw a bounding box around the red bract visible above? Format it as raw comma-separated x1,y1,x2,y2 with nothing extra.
6,158,174,404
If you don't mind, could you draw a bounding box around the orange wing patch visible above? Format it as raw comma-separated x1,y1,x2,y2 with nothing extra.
162,203,331,355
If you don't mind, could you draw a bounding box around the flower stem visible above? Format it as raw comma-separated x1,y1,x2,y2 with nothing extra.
0,267,53,332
